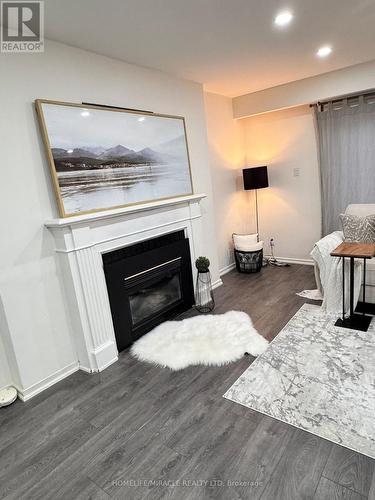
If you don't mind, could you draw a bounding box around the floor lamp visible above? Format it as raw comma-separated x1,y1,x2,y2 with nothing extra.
242,166,289,267
242,166,269,241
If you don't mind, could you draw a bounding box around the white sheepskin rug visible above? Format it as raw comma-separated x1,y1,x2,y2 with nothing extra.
130,311,268,370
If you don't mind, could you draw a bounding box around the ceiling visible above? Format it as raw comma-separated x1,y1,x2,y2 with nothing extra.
44,0,375,97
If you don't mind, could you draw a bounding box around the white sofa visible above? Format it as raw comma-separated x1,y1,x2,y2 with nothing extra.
315,204,375,304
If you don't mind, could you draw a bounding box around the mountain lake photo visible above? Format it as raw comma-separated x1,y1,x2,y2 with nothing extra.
36,101,193,216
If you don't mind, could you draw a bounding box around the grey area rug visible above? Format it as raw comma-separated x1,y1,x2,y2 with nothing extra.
224,303,375,459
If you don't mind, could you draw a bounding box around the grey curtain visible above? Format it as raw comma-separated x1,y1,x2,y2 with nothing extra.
315,96,375,235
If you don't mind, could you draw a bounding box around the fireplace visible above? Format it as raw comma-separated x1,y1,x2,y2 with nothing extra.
45,193,209,375
103,231,194,351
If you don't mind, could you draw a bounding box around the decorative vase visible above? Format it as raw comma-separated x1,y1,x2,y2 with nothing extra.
195,270,215,313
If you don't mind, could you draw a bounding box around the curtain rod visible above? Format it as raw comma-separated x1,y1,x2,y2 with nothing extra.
309,88,375,108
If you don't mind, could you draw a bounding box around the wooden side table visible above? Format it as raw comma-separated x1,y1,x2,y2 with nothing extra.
331,242,375,331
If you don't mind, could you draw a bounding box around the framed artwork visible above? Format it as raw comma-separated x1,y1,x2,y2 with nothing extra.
35,99,194,217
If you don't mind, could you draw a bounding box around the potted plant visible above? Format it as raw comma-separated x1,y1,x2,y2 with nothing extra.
195,256,210,273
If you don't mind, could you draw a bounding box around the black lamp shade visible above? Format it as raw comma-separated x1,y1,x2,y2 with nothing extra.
243,166,269,190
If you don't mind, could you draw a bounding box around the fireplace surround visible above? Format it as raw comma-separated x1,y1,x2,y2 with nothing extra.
45,194,213,374
103,230,194,351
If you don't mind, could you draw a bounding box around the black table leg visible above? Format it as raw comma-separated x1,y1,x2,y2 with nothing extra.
350,256,354,317
363,257,366,315
342,256,345,321
335,256,372,332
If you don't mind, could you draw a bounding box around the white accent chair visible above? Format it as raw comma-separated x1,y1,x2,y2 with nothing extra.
315,204,375,303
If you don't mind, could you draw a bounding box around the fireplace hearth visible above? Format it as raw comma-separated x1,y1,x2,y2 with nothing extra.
103,231,194,351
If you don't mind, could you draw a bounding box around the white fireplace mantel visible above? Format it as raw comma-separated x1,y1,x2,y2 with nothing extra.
45,193,207,373
45,194,207,228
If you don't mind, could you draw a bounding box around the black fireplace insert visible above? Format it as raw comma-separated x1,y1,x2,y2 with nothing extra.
103,231,194,351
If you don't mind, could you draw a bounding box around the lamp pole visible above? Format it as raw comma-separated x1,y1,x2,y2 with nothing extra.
255,189,259,242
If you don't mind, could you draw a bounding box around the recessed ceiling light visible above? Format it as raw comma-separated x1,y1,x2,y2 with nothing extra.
317,46,332,57
80,110,90,117
274,11,293,27
67,149,73,154
138,117,145,122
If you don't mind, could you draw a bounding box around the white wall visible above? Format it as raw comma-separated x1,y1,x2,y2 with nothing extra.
242,106,321,262
0,337,11,391
0,39,220,395
204,92,249,272
234,59,375,118
0,296,21,391
203,93,321,267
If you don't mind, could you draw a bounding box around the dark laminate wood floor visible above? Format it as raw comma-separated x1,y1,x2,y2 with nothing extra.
1,265,374,500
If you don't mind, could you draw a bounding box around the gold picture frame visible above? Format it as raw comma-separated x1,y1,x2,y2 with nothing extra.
35,99,194,218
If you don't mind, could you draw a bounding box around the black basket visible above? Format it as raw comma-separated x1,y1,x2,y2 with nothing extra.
234,248,263,273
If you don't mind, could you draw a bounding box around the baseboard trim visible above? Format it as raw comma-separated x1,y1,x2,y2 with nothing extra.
220,258,314,272
99,356,118,371
79,364,93,374
219,262,236,276
79,355,118,374
264,255,314,266
17,361,79,402
212,278,223,290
